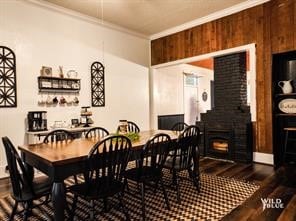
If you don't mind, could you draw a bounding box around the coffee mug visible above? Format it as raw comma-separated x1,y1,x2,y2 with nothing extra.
67,95,73,105
38,95,46,105
73,96,79,104
60,96,67,104
46,95,53,105
53,96,59,104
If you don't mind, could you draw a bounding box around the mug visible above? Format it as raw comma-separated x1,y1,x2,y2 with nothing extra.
59,96,67,104
73,96,79,104
46,95,53,105
52,96,59,104
67,95,73,105
38,95,46,105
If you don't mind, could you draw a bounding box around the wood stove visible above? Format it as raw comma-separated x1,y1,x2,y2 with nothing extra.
206,129,234,160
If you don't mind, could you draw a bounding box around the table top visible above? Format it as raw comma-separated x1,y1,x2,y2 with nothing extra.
19,130,179,166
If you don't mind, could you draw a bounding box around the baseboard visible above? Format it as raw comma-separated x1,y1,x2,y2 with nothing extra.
253,152,274,165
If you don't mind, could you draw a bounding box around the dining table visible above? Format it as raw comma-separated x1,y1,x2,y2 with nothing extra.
18,129,199,221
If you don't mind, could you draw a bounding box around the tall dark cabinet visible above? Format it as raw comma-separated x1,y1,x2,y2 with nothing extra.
272,50,296,168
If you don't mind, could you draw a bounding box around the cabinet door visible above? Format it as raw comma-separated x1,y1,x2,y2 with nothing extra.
271,0,295,53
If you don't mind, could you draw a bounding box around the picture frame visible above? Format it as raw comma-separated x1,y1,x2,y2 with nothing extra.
40,66,52,77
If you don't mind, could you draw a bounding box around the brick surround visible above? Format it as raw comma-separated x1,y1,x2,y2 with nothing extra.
197,52,252,163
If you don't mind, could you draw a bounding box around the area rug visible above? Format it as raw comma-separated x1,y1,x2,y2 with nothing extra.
0,170,259,221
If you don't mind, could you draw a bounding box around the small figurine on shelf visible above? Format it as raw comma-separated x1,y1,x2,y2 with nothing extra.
80,106,93,127
59,66,64,78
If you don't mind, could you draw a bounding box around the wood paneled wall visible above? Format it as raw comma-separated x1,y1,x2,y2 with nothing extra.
151,0,296,154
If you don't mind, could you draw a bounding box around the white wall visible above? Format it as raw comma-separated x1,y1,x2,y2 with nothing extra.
0,0,150,177
151,65,184,128
151,63,213,129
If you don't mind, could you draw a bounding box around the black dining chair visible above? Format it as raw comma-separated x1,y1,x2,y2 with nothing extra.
171,122,188,132
127,121,140,133
43,129,74,143
85,127,109,139
124,133,171,220
163,125,201,204
68,135,132,220
43,129,79,184
117,121,140,133
2,137,52,221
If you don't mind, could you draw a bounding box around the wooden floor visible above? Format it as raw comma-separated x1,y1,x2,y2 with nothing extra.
0,157,295,220
199,158,296,221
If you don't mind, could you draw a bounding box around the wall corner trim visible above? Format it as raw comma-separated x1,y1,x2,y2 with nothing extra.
253,152,274,165
150,0,271,40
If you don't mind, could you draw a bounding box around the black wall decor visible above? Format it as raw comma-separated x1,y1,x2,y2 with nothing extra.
91,62,105,107
0,46,17,107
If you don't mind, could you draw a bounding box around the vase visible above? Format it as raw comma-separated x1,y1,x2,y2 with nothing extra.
278,80,293,94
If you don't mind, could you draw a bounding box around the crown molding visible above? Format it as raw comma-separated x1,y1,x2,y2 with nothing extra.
150,0,271,40
23,0,149,40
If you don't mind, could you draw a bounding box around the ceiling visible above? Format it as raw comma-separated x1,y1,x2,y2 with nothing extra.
43,0,250,36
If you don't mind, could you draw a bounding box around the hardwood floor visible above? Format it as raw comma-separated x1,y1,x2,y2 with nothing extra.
200,157,275,186
0,157,295,220
199,158,296,221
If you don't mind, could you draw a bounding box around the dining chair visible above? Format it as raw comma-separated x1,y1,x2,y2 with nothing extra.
117,121,140,133
127,121,140,133
163,125,201,204
171,122,188,132
43,129,78,183
68,135,132,220
124,133,171,220
43,129,74,143
85,127,109,139
2,137,52,221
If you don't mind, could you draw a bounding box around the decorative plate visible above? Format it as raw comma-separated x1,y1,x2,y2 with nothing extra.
278,98,296,113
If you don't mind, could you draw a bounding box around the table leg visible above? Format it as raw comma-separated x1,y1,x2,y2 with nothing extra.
52,182,66,221
21,152,34,182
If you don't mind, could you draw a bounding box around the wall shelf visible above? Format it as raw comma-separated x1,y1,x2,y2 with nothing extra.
276,113,296,117
38,76,80,92
275,93,296,97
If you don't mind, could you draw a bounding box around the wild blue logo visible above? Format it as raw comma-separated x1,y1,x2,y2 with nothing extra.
261,198,284,211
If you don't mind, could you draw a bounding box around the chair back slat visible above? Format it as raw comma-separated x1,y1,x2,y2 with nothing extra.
139,133,171,174
43,129,74,143
174,125,200,170
87,135,131,189
85,127,109,139
2,137,34,198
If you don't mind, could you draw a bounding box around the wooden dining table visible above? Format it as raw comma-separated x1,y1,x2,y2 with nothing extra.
18,129,199,221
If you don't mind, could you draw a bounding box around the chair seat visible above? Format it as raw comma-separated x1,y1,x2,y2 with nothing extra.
163,156,193,171
68,177,124,199
14,176,52,202
124,166,162,182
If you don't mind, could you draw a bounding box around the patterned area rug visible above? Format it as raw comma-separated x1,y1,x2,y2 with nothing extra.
0,170,259,221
